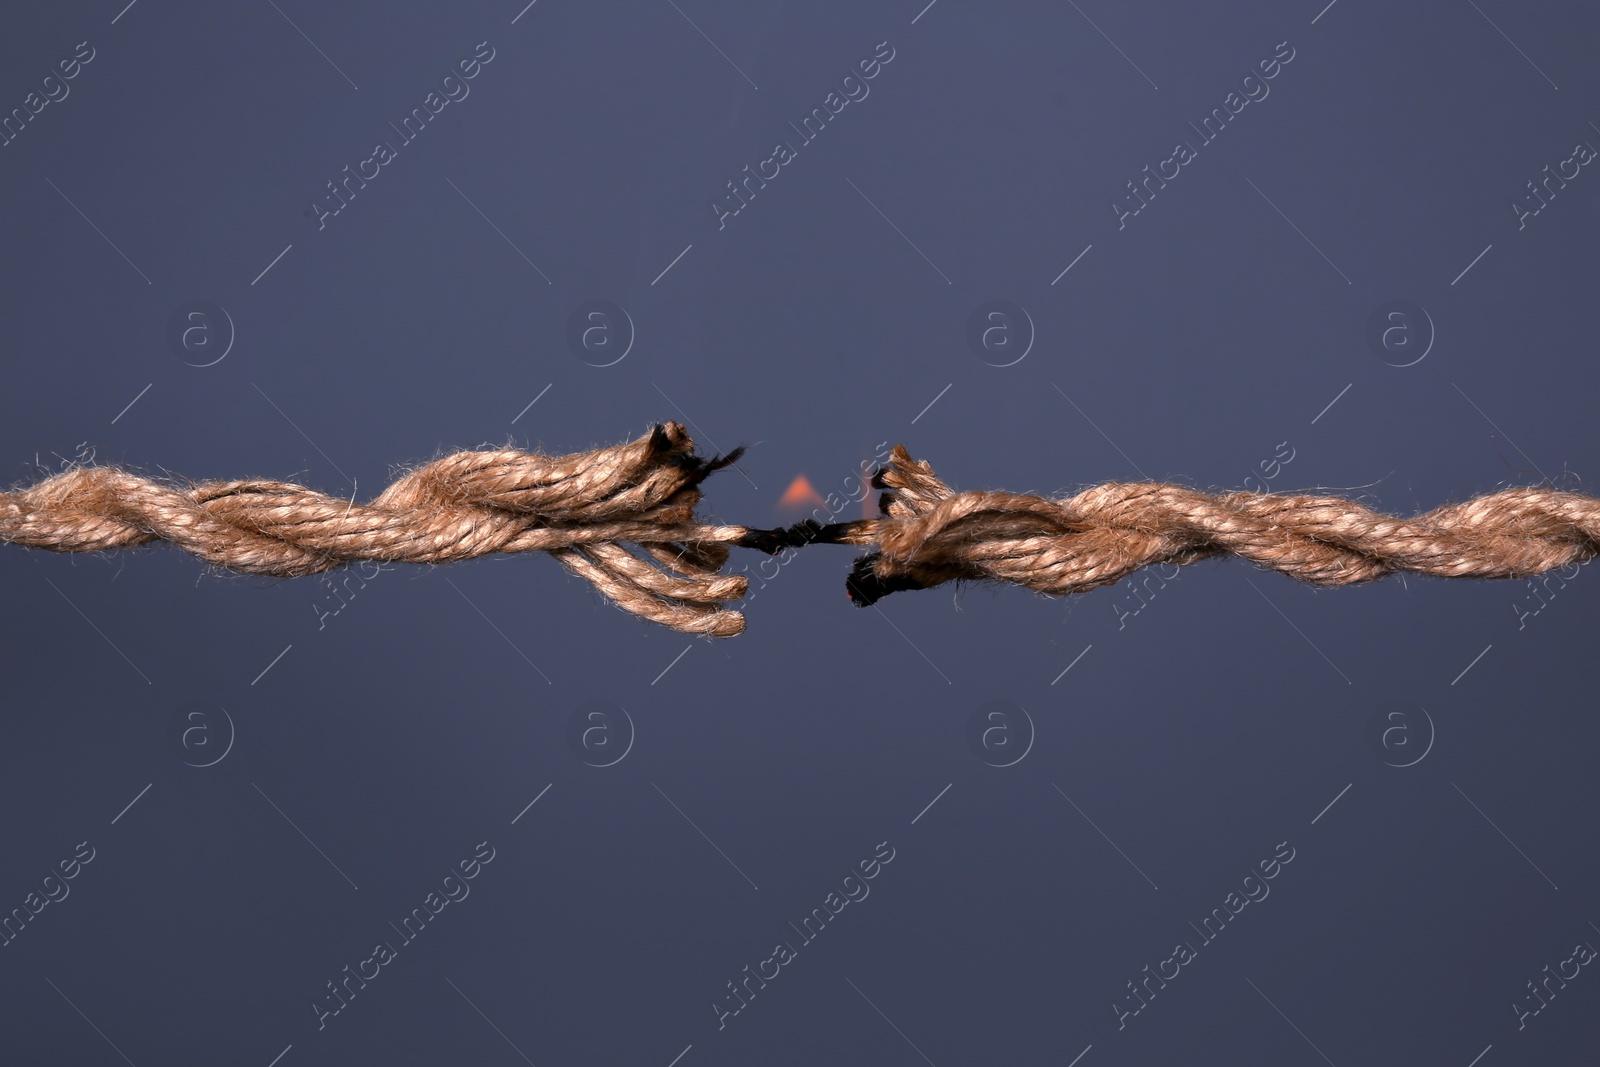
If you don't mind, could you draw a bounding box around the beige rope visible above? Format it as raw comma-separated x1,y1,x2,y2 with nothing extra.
1,423,755,637
8,433,1597,634
785,445,1600,605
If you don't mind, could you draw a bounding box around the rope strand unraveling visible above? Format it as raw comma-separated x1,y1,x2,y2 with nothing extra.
1,424,756,636
791,445,1600,606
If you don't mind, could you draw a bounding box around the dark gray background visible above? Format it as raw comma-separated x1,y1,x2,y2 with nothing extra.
2,1,1597,1064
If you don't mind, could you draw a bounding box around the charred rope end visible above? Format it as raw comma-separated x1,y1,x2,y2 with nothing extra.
733,518,866,554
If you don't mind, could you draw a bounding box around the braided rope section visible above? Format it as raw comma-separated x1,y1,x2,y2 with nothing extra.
0,423,754,637
814,446,1600,605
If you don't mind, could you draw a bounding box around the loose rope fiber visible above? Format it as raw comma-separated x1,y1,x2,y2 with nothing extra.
1,423,756,637
6,431,1597,635
786,445,1600,606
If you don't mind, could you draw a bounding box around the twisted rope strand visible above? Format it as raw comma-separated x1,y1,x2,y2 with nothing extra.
1,423,756,637
798,446,1600,606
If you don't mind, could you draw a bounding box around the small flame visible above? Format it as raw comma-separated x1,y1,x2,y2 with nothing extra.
777,475,826,510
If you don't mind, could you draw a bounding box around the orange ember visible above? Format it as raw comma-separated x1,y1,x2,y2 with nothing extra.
777,475,826,510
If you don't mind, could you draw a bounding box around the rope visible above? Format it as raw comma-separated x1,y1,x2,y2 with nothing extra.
784,445,1600,606
7,432,1597,635
1,423,754,637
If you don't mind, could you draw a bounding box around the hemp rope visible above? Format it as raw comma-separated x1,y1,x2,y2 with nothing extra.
1,423,755,637
783,445,1600,607
5,430,1596,635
